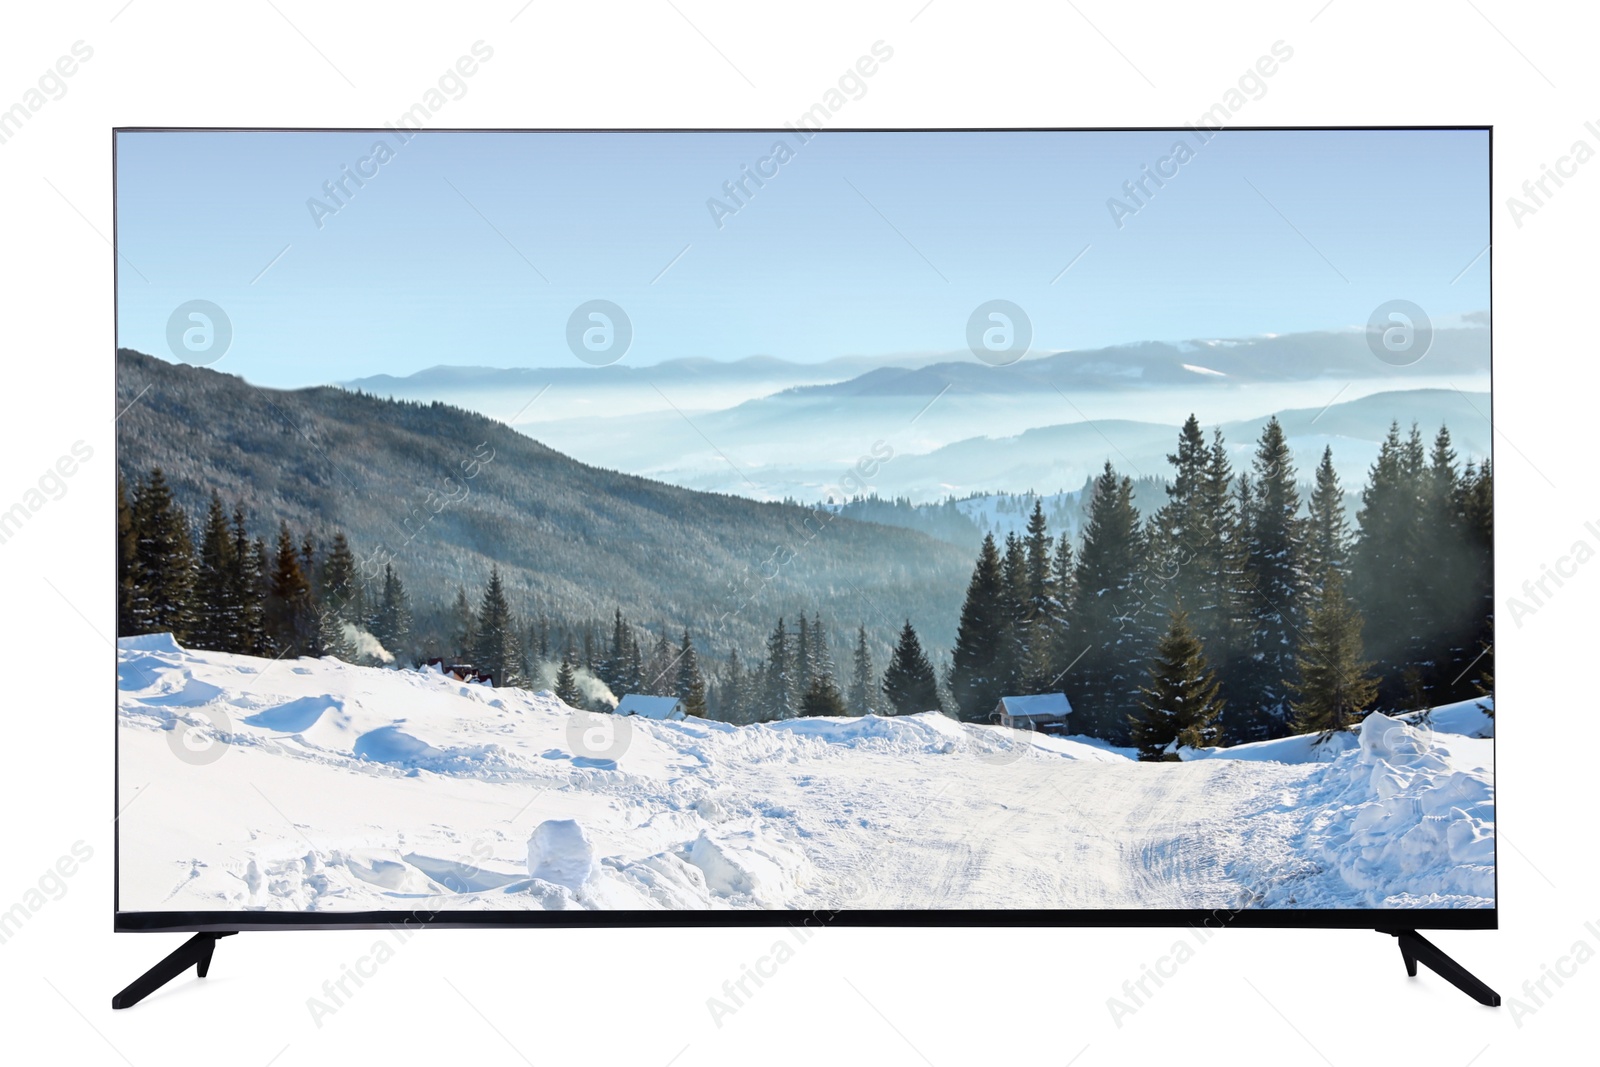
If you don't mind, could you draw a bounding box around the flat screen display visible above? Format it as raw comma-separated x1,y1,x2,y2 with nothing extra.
114,127,1493,926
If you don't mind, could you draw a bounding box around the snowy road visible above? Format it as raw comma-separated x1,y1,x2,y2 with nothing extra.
117,636,1495,914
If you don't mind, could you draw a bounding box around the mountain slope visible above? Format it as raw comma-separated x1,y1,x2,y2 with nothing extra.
115,350,972,655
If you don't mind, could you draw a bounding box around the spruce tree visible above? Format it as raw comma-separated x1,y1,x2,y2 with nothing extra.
847,625,876,715
373,563,411,659
554,652,583,707
1351,422,1428,707
450,586,476,660
268,521,314,656
881,619,939,715
1066,463,1150,743
676,628,707,716
762,618,795,719
1132,605,1224,760
474,565,520,685
645,630,676,696
230,509,267,655
127,468,197,641
1304,445,1348,583
719,649,748,724
998,532,1029,695
800,673,847,717
1288,571,1379,743
949,534,1007,721
1237,417,1304,741
191,491,239,652
117,476,137,636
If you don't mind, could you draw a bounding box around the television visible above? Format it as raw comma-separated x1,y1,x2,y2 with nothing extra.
113,126,1497,1008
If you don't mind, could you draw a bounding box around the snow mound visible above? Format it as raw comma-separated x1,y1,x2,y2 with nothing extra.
527,820,595,889
116,632,185,654
1257,712,1495,908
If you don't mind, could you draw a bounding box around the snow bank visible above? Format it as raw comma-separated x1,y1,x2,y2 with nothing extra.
1252,712,1495,908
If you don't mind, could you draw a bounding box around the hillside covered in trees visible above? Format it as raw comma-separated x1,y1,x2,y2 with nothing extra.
115,348,972,667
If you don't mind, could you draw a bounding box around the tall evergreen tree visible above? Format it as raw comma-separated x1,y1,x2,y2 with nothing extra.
472,566,520,684
1304,445,1348,583
1351,422,1428,706
847,625,876,715
450,586,476,660
1236,417,1304,741
554,650,583,707
998,532,1029,695
1132,604,1225,760
676,628,707,716
1288,571,1379,743
645,630,676,696
372,562,411,660
1066,463,1151,743
229,508,267,655
762,617,795,720
881,619,939,715
117,475,137,635
949,534,1007,721
191,491,239,652
127,468,197,640
267,521,315,656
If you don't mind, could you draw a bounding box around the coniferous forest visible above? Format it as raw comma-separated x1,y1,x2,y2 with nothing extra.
119,405,1491,754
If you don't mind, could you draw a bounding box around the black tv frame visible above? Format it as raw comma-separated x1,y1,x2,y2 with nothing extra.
111,125,1497,1008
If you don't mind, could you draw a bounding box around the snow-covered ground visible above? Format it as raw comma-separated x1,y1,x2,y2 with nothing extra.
116,635,1494,913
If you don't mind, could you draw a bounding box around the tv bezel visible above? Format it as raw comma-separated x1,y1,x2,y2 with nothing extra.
113,124,1495,936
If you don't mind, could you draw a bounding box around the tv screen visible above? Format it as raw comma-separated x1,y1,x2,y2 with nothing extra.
114,127,1492,930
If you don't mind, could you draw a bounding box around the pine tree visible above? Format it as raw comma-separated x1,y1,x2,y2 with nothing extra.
1132,605,1224,760
949,534,1007,721
676,628,707,717
800,673,847,717
645,630,676,696
191,491,239,652
1020,500,1058,692
1048,531,1077,681
881,619,939,715
554,651,582,707
1351,422,1428,707
1236,417,1304,741
1304,445,1347,583
718,648,749,724
117,476,137,635
795,615,813,697
127,468,198,640
1067,463,1151,743
605,608,629,690
998,532,1029,695
847,625,876,715
450,586,476,660
473,565,520,685
372,563,411,659
1288,571,1379,743
230,509,267,655
268,521,314,656
762,618,795,720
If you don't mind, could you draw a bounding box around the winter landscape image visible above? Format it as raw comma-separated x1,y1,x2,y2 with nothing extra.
114,128,1493,915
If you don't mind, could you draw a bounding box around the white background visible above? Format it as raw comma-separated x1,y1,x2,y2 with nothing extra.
0,1,1594,1064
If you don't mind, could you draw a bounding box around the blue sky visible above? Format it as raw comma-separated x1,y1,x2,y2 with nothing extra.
115,129,1489,388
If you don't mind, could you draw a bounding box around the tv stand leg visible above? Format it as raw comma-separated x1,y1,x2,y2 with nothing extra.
112,932,236,1009
1379,929,1500,1007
